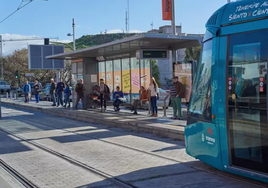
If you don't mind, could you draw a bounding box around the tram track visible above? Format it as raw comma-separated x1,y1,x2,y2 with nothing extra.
0,127,136,188
0,158,39,188
2,110,268,188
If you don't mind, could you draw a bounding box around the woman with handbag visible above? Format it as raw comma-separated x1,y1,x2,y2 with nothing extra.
99,79,110,112
148,77,159,117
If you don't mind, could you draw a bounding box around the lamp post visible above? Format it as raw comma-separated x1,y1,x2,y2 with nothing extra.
67,18,76,51
171,0,177,63
0,35,3,80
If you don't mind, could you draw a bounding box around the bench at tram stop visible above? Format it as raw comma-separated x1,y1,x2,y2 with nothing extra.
84,95,188,119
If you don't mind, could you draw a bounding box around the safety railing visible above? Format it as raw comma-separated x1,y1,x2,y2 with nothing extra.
6,91,17,100
163,93,170,117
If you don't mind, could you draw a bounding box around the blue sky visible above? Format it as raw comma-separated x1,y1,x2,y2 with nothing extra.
0,0,228,54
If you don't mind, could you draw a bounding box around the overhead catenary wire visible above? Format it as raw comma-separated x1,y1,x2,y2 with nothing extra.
0,0,34,24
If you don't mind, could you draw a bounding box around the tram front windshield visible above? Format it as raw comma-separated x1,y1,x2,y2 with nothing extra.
188,39,212,121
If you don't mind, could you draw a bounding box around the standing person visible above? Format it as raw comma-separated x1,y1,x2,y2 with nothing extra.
33,80,41,103
148,77,159,117
56,79,65,107
75,79,85,109
131,86,148,115
113,86,124,112
170,76,185,120
99,79,110,112
50,79,56,106
23,81,31,103
64,83,71,108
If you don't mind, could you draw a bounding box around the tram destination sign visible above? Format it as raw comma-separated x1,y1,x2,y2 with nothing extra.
223,0,268,25
136,50,169,59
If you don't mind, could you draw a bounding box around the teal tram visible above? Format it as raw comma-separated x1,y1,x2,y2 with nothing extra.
185,0,268,183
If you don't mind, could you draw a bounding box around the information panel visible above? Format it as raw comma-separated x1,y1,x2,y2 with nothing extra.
28,45,65,70
136,50,169,59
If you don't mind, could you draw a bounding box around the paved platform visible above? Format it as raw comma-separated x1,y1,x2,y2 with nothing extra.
2,99,187,140
0,107,264,188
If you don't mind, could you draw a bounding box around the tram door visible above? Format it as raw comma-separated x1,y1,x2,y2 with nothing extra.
227,30,268,174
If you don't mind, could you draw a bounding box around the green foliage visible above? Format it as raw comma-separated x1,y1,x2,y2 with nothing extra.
184,46,202,61
151,60,161,87
71,33,137,49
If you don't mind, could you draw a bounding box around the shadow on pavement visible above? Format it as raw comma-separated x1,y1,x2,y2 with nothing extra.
75,161,258,188
2,106,185,148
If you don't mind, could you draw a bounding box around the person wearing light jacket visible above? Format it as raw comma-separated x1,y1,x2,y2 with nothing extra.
148,77,159,117
23,81,31,103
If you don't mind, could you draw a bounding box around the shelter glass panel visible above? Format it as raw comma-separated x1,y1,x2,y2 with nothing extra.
131,58,140,101
122,58,131,103
113,59,121,94
106,61,113,99
78,62,83,74
140,59,150,90
98,62,106,83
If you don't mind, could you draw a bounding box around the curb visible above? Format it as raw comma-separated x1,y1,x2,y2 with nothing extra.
2,101,185,141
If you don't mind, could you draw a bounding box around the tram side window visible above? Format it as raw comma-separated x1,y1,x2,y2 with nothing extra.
189,40,212,121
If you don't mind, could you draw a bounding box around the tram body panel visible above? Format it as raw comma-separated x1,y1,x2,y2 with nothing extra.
216,36,230,169
185,121,223,170
185,0,268,183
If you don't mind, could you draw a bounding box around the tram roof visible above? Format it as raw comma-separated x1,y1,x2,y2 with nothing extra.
47,33,202,60
206,0,268,30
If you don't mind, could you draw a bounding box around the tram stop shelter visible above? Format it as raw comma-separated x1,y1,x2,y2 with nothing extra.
47,33,202,109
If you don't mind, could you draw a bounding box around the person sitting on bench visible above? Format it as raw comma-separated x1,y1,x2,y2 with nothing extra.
113,86,124,112
131,86,148,115
88,85,100,108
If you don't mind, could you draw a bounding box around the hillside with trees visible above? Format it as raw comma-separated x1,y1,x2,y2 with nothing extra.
70,33,138,49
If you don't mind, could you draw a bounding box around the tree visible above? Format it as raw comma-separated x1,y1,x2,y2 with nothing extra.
2,48,72,87
151,60,161,87
184,46,202,62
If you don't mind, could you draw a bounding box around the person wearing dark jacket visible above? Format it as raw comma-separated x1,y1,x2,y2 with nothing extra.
56,79,65,107
50,79,56,106
99,78,110,112
75,78,85,110
33,80,41,103
64,83,71,108
170,76,185,120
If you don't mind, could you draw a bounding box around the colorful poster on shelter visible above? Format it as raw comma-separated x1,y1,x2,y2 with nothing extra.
122,70,131,92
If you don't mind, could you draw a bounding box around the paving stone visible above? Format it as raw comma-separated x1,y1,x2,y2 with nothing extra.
0,107,264,188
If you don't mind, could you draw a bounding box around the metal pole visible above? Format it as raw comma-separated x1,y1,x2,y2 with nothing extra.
0,35,3,80
56,70,60,83
128,0,129,32
72,18,76,51
0,36,2,119
171,0,177,63
163,94,170,117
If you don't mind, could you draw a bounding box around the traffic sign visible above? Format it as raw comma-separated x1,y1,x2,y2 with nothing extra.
25,73,35,77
